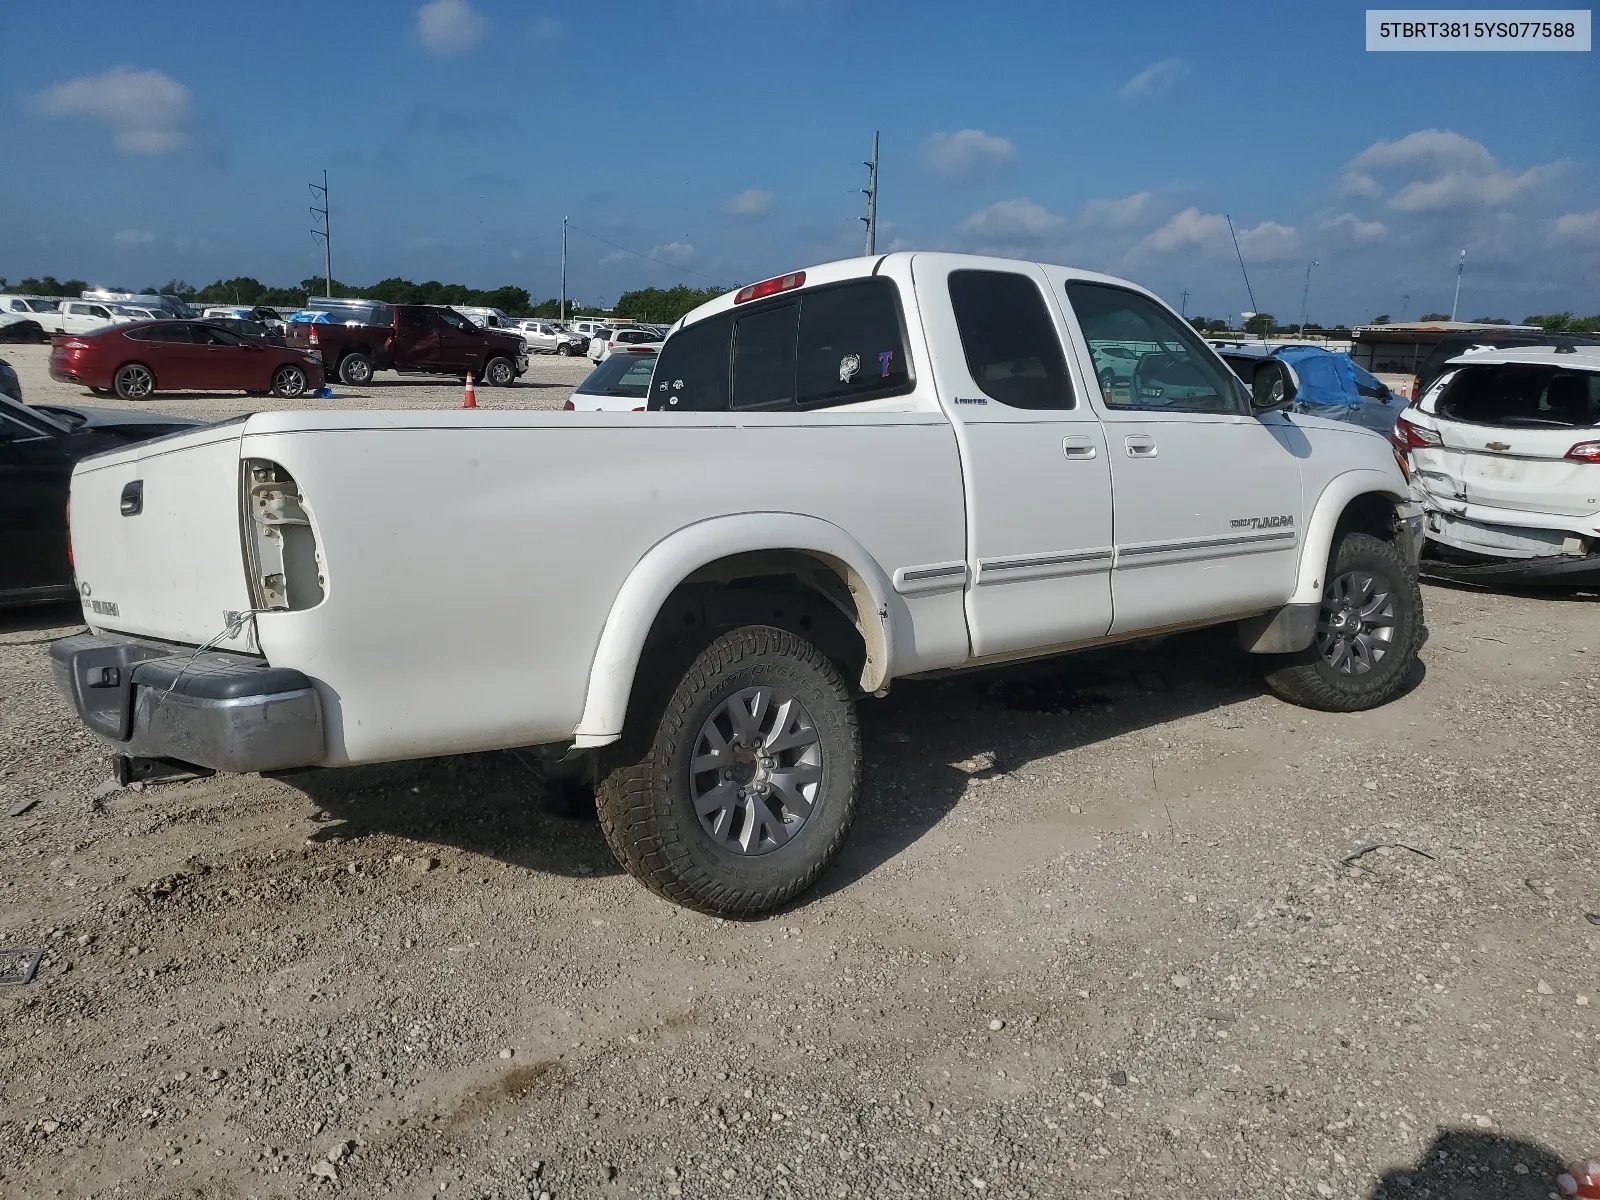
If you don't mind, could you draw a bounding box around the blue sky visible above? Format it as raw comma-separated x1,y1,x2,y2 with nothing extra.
1,0,1596,323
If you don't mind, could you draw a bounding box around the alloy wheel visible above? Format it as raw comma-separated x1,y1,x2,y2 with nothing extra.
1315,569,1396,676
115,364,153,400
688,685,824,855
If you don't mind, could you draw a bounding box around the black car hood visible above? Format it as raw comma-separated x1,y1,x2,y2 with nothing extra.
36,404,208,436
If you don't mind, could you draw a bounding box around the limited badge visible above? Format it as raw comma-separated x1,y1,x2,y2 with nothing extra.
839,354,860,383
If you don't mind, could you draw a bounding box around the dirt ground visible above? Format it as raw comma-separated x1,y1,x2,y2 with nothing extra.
2,365,1598,1199
2,341,590,417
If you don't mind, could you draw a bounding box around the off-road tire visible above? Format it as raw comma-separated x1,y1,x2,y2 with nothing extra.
338,352,374,385
594,625,861,916
1262,532,1423,712
483,356,515,386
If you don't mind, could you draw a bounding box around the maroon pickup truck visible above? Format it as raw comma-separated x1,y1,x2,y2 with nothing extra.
287,303,529,387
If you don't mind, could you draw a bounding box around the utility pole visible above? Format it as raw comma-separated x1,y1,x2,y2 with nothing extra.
1298,260,1319,337
309,170,332,298
1399,293,1410,322
561,215,568,322
861,130,879,256
1449,249,1466,321
1180,288,1190,318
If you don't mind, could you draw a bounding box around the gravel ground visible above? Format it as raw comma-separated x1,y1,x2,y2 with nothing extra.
0,361,1597,1198
2,341,590,418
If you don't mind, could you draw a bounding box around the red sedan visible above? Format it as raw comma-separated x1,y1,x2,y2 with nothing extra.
49,320,325,400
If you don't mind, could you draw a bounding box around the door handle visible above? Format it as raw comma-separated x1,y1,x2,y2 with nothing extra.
1124,434,1158,458
1062,436,1097,459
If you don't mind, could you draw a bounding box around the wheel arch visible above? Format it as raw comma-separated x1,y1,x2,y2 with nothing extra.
1289,469,1412,606
572,514,895,748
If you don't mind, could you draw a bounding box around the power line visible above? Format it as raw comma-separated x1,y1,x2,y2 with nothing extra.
564,224,738,287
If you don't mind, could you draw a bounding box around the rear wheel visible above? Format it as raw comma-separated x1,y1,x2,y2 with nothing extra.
338,352,373,385
113,363,155,401
271,364,308,398
483,356,515,386
595,625,860,916
1262,532,1423,711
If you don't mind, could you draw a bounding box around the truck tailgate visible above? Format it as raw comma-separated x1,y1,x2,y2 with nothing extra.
70,422,257,652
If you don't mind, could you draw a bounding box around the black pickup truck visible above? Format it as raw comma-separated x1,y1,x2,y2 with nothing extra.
285,302,529,386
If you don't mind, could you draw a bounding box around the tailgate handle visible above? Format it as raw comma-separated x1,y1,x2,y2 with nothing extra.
120,480,143,517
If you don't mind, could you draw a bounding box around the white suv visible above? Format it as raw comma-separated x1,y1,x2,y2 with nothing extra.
1393,344,1600,585
588,326,663,363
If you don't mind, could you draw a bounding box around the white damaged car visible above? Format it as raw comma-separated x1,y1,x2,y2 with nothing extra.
1392,344,1600,585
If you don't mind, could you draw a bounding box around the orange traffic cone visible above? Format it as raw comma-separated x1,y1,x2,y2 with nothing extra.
462,372,478,409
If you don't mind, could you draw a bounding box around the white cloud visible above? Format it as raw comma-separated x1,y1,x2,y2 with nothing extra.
651,241,695,266
417,0,487,55
960,198,1065,242
726,188,775,217
1345,129,1562,213
1077,192,1153,230
529,15,564,39
1138,208,1298,260
1554,210,1600,244
113,228,155,246
35,67,191,155
1119,58,1187,100
1389,164,1560,212
921,130,1017,183
1350,129,1496,174
1320,212,1388,243
1339,171,1382,199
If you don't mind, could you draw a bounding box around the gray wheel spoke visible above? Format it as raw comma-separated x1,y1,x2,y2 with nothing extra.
692,724,732,775
764,700,818,754
695,781,738,819
730,688,769,743
690,683,824,856
767,764,819,816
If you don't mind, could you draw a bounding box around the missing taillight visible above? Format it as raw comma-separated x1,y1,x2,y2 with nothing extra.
241,459,325,611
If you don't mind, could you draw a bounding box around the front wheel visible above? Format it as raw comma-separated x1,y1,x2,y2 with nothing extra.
556,343,572,356
1262,532,1424,711
483,356,515,386
271,364,308,398
595,625,861,916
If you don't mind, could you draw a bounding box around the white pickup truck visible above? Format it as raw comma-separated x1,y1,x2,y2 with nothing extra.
51,253,1426,915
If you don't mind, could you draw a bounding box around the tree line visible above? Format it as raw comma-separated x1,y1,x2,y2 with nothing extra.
0,274,731,323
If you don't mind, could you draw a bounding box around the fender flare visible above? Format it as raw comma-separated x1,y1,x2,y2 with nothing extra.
1289,468,1410,605
572,513,896,747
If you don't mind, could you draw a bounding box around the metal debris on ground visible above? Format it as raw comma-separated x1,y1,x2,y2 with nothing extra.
1340,841,1435,871
7,797,40,817
0,947,43,986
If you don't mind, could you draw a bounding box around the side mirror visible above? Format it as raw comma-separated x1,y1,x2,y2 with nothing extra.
1251,359,1298,413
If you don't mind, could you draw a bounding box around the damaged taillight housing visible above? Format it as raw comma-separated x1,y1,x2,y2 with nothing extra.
241,459,325,611
1390,414,1443,454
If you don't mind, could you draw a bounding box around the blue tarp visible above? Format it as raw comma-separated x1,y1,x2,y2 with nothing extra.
1276,346,1403,433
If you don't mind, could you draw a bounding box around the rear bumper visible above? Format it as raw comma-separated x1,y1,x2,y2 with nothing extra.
49,632,324,773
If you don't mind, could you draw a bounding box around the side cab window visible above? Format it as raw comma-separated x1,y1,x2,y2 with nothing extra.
651,314,732,411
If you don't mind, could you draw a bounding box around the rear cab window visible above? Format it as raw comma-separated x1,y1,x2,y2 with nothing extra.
947,270,1072,410
650,277,913,412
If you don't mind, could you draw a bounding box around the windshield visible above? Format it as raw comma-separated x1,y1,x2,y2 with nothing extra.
27,298,60,312
577,353,656,396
